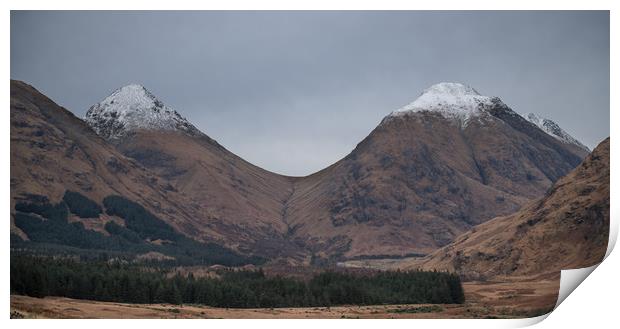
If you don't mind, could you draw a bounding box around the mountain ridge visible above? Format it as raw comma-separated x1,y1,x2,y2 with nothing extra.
11,79,592,262
82,80,593,258
525,112,590,152
86,81,590,176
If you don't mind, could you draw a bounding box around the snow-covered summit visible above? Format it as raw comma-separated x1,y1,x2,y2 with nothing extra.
525,113,590,152
388,82,502,125
85,84,201,140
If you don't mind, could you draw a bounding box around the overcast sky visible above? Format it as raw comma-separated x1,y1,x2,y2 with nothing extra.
11,11,609,176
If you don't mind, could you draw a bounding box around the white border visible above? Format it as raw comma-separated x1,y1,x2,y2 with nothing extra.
3,1,616,328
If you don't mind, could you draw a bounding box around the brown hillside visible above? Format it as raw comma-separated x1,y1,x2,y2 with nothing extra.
286,107,588,258
10,80,261,253
411,138,609,279
12,80,591,261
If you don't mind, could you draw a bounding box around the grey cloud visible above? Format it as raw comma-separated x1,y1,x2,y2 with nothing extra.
11,11,609,176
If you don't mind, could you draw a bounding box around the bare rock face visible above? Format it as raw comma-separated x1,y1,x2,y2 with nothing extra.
414,138,609,280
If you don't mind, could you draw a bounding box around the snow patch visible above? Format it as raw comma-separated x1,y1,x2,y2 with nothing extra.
525,113,590,152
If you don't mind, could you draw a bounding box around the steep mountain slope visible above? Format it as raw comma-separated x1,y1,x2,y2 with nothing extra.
525,113,590,153
84,82,589,260
11,81,189,231
285,83,590,258
10,80,262,263
84,84,301,259
413,138,609,280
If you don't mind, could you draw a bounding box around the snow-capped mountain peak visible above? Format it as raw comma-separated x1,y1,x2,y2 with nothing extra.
386,82,503,125
525,113,590,152
85,84,201,140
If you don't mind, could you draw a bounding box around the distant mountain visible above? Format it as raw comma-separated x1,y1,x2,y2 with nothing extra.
414,138,609,280
525,113,590,153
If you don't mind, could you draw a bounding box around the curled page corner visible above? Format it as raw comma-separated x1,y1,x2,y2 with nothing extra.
495,314,550,328
549,214,617,313
522,215,616,326
551,221,616,311
509,264,603,327
554,265,599,310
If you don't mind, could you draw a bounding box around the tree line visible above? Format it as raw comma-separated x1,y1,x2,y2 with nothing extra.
11,255,464,307
13,192,264,266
